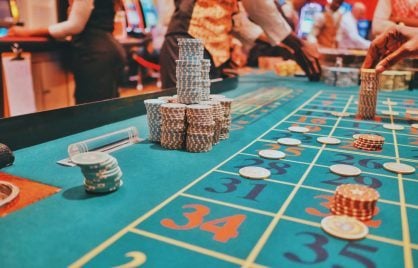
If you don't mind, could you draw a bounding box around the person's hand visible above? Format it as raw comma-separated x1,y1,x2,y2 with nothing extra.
281,33,321,81
362,25,418,73
7,26,32,37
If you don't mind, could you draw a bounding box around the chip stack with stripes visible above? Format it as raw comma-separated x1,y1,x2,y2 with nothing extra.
201,59,211,101
71,152,123,194
353,134,384,151
357,69,379,120
331,184,379,221
0,143,14,169
160,103,187,150
200,100,223,144
158,96,178,103
186,104,215,152
219,98,233,139
176,38,204,104
145,99,167,143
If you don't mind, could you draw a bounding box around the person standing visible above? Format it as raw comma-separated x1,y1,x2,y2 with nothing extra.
372,0,418,36
337,2,371,49
308,0,344,48
8,0,126,104
160,0,321,89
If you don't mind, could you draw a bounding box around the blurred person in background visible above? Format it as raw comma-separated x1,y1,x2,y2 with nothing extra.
373,0,418,36
160,0,321,89
337,2,371,49
7,0,126,105
308,0,344,48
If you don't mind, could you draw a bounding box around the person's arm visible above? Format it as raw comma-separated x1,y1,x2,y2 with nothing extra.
362,25,418,73
372,0,394,36
231,5,264,51
8,0,93,38
241,0,321,81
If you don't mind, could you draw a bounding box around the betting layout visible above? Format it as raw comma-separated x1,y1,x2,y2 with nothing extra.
71,87,417,268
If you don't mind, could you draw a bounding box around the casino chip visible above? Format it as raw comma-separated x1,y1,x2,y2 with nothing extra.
0,143,14,169
288,126,310,133
330,164,361,177
352,134,361,140
330,184,379,221
72,152,123,194
321,215,368,240
317,137,341,145
383,162,415,174
411,124,418,129
353,134,384,151
382,101,397,106
382,124,405,130
258,150,286,160
406,109,418,115
0,180,20,208
381,110,399,116
239,166,271,180
331,111,351,117
277,138,301,146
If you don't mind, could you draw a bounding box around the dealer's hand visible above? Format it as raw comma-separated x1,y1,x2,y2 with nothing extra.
362,25,418,73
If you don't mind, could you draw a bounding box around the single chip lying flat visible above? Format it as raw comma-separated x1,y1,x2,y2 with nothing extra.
321,215,368,240
382,124,405,130
331,111,351,117
239,166,271,180
258,150,286,160
317,137,341,145
288,126,310,133
383,162,415,174
277,138,301,146
330,164,362,177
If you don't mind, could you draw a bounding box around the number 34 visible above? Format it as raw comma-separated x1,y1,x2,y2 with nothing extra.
161,204,246,243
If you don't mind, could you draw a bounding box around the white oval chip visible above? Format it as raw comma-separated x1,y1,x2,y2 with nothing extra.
277,138,302,146
383,124,405,130
381,110,399,116
317,137,341,145
411,124,418,130
239,166,271,180
383,162,415,174
330,164,362,177
321,215,368,240
382,101,397,106
406,109,418,115
288,126,310,133
353,134,361,140
331,111,351,117
258,150,286,160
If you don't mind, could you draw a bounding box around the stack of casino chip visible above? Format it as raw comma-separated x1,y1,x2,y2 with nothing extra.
353,134,384,151
186,104,215,152
176,38,205,104
145,99,167,142
158,96,178,103
323,67,359,87
160,103,187,149
199,100,223,144
219,98,233,140
178,38,204,60
201,59,211,101
331,184,379,221
0,143,14,169
357,69,379,120
71,152,123,194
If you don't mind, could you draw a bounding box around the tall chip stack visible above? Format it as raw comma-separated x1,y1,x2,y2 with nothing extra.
160,103,187,150
176,38,205,104
357,69,379,120
201,59,211,101
219,98,233,139
145,99,167,142
186,105,215,152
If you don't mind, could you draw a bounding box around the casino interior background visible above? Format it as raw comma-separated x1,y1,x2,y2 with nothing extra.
0,0,415,119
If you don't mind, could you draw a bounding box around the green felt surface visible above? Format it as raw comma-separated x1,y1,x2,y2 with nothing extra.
1,72,417,267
